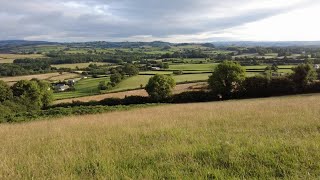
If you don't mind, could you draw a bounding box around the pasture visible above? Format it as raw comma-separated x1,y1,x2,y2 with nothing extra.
54,74,210,100
54,82,205,104
0,72,80,85
52,62,110,69
0,53,45,63
1,94,320,179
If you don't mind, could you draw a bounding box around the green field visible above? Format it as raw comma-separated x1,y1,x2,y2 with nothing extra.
53,77,110,100
1,94,320,179
52,62,110,69
0,53,45,63
54,74,211,100
169,63,294,72
169,63,217,71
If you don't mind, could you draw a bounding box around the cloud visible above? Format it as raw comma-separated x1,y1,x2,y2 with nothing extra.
0,0,317,42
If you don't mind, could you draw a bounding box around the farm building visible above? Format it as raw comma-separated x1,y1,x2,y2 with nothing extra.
151,67,161,70
314,64,320,69
54,84,70,92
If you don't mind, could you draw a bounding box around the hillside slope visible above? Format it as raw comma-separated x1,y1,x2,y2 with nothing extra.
0,94,320,179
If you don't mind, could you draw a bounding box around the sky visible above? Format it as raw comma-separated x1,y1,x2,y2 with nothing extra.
0,0,320,42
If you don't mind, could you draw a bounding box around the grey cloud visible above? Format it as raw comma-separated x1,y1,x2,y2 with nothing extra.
0,0,316,41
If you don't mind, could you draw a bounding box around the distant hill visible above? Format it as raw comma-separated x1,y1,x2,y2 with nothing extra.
0,40,58,47
213,41,320,47
2,40,320,51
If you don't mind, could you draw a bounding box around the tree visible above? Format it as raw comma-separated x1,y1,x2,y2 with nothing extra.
110,72,123,85
208,61,246,98
145,74,176,101
0,80,13,102
163,63,169,69
32,79,53,108
123,64,139,76
271,63,278,72
291,63,317,89
98,81,108,90
11,80,42,110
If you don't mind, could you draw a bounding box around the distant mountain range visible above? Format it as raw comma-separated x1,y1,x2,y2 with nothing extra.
1,40,320,49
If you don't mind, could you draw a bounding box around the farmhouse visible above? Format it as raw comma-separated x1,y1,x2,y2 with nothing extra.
54,84,70,92
314,64,320,69
151,67,161,70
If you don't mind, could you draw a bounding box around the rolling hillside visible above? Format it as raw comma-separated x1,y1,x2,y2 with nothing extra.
0,94,320,179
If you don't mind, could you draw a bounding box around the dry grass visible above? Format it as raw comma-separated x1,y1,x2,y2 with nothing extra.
0,72,80,84
0,54,44,63
0,94,320,179
54,82,205,104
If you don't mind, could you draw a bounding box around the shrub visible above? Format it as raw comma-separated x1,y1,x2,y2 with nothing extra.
0,80,13,102
173,70,183,75
171,91,217,103
242,76,270,97
291,64,317,90
268,77,295,95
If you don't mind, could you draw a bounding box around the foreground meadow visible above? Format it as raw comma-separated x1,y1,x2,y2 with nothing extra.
0,94,320,179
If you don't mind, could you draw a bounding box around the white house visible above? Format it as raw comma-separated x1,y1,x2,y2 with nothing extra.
314,64,320,69
54,84,70,92
151,67,161,71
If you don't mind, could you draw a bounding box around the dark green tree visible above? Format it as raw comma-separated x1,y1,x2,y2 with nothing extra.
32,79,53,108
208,61,246,98
123,64,139,76
145,74,176,101
271,64,278,72
0,80,13,102
291,64,317,89
110,72,123,84
11,80,42,110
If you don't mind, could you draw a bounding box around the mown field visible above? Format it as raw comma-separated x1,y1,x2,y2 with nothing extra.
53,74,211,100
1,94,319,179
0,53,45,63
0,72,80,86
168,63,294,72
52,62,110,69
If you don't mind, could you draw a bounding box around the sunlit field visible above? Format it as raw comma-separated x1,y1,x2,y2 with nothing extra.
1,94,320,179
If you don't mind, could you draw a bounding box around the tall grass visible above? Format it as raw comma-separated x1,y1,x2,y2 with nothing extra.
0,94,320,179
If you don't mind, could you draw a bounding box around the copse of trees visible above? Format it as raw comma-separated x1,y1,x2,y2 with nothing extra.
145,74,176,101
98,63,139,91
290,64,317,90
208,61,246,98
11,80,53,110
0,79,54,122
0,81,13,102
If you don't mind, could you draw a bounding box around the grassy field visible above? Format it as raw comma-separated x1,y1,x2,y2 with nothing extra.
54,83,204,104
53,76,110,100
54,74,210,100
169,64,294,71
1,94,320,179
0,72,80,85
169,63,217,71
52,62,110,69
0,53,45,63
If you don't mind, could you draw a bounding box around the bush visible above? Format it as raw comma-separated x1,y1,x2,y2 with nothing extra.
173,70,183,75
171,91,217,103
268,77,295,95
290,64,317,90
242,76,270,97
